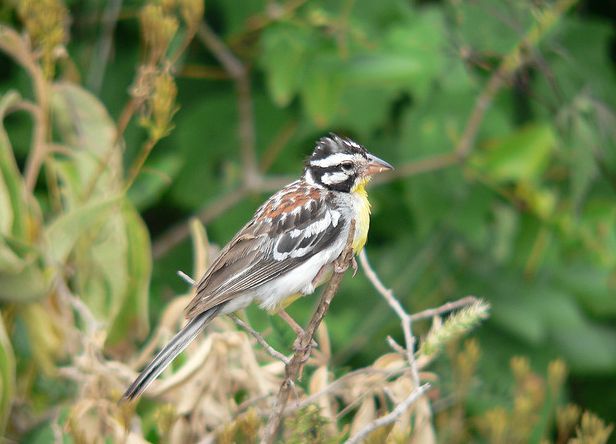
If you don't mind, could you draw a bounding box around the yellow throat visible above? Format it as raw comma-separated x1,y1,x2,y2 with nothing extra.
351,177,371,253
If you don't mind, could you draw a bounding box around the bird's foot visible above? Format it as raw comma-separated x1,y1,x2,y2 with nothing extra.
351,256,358,277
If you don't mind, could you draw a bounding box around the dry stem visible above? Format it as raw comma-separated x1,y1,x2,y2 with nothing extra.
344,383,431,444
230,314,290,365
359,250,421,390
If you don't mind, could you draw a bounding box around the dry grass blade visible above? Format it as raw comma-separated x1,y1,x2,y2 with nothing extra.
345,383,431,444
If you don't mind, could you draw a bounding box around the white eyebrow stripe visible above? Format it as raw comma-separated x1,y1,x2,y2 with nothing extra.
321,171,349,184
310,153,363,168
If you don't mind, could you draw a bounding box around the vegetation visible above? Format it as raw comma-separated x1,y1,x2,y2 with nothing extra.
0,0,614,442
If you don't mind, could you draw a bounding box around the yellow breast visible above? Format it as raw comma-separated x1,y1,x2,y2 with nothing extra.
351,178,371,253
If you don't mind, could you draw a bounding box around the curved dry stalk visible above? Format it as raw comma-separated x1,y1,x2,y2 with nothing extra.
359,250,421,390
0,28,49,192
230,315,290,365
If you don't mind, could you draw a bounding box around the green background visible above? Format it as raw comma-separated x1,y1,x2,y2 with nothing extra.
1,0,615,442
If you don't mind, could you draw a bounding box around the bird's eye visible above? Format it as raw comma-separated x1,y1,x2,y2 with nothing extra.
340,161,354,172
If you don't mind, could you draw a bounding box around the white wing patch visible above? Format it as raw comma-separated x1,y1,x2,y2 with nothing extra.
273,209,341,261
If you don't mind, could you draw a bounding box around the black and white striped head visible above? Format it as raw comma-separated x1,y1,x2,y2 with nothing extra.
304,134,393,192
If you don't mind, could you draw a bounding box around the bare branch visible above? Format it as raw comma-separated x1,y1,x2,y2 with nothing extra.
230,314,290,365
261,221,356,443
198,22,258,185
411,296,479,322
344,383,431,444
359,250,420,390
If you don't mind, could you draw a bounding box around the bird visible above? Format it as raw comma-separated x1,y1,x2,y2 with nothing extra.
122,133,393,401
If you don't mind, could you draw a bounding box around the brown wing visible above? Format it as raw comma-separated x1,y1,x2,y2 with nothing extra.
184,181,344,319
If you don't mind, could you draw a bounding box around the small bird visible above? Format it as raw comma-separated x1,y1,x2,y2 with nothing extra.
122,134,393,401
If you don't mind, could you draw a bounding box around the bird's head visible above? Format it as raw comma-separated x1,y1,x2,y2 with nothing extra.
304,133,393,193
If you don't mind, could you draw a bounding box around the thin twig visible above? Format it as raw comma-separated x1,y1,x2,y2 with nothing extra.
376,152,458,183
0,28,49,192
344,383,431,444
198,22,258,186
230,314,290,365
410,296,479,322
261,221,356,444
359,250,420,391
87,0,123,93
258,120,299,173
124,136,157,191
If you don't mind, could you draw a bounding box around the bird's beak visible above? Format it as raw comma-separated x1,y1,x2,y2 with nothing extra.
366,153,394,176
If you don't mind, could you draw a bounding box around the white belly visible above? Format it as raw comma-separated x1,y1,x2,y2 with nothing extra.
254,246,342,311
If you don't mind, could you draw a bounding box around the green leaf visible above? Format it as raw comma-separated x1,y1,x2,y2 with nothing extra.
448,0,535,55
490,291,547,345
127,152,182,210
477,123,556,182
342,54,424,85
51,83,117,158
0,165,11,236
45,197,120,264
168,93,239,209
0,315,15,435
299,53,343,127
378,7,446,100
0,91,36,241
260,23,315,107
51,83,122,202
0,242,23,273
106,200,152,344
556,266,616,317
544,296,616,373
0,260,49,303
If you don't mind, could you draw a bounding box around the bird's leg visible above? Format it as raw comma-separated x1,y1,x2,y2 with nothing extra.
278,309,304,336
351,256,358,276
278,309,318,349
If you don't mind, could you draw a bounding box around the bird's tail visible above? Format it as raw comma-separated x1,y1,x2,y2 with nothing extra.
122,307,221,401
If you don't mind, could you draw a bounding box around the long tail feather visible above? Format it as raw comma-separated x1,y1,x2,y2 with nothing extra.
122,307,221,401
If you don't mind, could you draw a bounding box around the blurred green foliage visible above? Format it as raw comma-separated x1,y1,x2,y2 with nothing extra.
1,0,615,442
